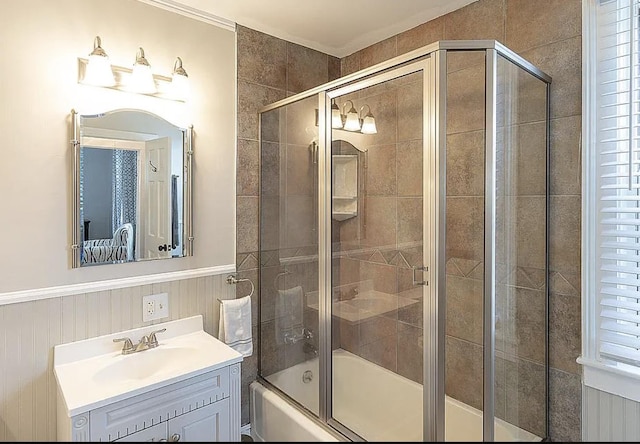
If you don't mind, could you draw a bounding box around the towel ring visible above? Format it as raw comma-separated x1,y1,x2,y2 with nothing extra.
220,274,254,302
274,269,291,290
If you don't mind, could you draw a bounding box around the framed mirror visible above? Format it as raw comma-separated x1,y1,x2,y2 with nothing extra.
70,109,193,267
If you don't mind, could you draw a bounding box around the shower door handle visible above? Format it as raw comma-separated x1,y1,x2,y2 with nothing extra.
413,266,427,286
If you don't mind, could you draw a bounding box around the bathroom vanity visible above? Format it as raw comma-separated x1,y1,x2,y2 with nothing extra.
54,316,243,442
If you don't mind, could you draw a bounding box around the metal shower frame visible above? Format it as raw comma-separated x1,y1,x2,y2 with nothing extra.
258,39,551,442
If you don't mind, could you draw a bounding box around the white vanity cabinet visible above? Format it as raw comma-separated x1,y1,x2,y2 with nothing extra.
54,316,244,442
59,362,241,442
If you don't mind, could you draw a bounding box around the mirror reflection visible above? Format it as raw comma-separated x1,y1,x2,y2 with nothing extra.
72,109,192,267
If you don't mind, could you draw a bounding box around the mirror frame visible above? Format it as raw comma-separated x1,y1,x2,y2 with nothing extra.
70,108,194,268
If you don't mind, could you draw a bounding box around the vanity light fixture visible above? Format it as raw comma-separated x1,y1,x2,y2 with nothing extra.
171,57,190,100
331,102,343,128
83,36,115,87
129,47,156,94
342,100,361,132
317,100,378,134
359,104,377,135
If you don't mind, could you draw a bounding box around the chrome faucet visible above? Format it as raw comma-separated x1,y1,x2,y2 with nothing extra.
113,328,166,355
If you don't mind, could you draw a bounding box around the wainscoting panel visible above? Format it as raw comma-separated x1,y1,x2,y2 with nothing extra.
583,385,640,441
0,273,235,442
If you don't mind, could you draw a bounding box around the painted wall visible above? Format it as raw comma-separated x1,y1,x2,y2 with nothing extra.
0,272,236,441
0,0,236,293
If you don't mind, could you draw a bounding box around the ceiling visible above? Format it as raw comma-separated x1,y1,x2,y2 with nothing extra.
157,0,478,58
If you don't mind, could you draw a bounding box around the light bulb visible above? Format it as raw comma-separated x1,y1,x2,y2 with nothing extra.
171,57,190,100
129,47,156,94
83,36,115,87
360,114,377,134
342,100,361,131
331,102,343,128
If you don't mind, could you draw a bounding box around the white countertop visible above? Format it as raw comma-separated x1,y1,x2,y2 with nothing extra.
54,315,243,417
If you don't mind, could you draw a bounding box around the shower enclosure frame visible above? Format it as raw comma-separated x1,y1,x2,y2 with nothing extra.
257,40,552,442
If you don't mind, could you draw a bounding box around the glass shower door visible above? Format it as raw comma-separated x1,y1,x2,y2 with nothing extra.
325,60,431,442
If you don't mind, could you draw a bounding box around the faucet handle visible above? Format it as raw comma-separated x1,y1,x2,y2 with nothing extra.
148,328,166,348
113,337,134,354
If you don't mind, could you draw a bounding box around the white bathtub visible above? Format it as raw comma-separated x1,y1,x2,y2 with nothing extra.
250,349,541,442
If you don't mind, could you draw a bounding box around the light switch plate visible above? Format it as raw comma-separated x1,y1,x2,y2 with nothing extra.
143,293,169,322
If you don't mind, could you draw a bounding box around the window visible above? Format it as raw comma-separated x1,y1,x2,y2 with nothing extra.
582,0,640,401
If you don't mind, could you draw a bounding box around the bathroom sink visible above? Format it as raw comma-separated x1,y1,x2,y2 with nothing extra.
91,346,200,384
54,315,244,416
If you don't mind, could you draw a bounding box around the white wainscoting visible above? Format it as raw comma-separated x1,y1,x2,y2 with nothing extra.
583,385,640,441
0,272,236,441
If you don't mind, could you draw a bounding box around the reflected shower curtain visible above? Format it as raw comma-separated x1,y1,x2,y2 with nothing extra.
112,150,138,236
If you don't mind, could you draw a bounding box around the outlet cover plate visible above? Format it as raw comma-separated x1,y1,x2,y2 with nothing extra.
143,293,169,322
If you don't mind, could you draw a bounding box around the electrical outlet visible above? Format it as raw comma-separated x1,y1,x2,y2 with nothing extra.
143,293,169,322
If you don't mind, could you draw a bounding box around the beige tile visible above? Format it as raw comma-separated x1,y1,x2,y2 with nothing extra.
260,141,281,197
505,358,546,438
359,335,397,373
366,144,397,196
238,80,286,141
341,52,360,76
237,138,259,196
259,319,286,376
286,143,314,196
260,105,282,144
549,195,581,275
397,140,423,197
444,0,505,41
506,0,581,53
514,196,547,271
363,196,397,249
549,368,581,442
397,17,445,55
513,66,549,125
446,196,484,261
260,196,280,251
359,314,397,346
447,130,485,196
515,122,547,196
359,261,398,295
446,275,484,345
508,287,546,364
397,323,423,384
237,26,287,89
549,293,581,375
287,42,329,93
329,56,341,81
446,64,486,134
520,36,581,120
445,336,483,411
397,198,423,244
284,196,316,248
397,79,424,142
359,36,397,69
551,115,581,196
358,89,398,147
334,317,359,353
237,196,259,254
447,50,486,74
285,94,319,146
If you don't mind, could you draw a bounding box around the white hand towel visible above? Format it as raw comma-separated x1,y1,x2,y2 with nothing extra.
275,285,304,345
218,295,253,357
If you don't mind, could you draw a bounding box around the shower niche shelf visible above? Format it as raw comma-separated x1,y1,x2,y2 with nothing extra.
332,154,358,221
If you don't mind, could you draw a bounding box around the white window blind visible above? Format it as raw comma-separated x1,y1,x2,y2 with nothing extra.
596,0,640,367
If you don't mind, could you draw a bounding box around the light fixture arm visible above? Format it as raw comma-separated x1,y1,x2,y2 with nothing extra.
173,57,188,77
359,104,372,118
135,47,150,66
90,36,108,58
341,99,356,115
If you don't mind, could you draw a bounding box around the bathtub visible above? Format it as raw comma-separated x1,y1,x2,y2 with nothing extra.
250,349,541,442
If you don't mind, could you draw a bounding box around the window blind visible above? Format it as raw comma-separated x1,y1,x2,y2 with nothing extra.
596,0,640,366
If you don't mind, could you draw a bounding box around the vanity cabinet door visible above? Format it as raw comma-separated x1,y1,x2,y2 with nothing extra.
168,398,230,442
113,422,166,442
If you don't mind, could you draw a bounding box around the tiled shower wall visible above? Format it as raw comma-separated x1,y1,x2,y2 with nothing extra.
236,0,582,440
340,0,582,441
0,273,235,441
235,24,340,424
